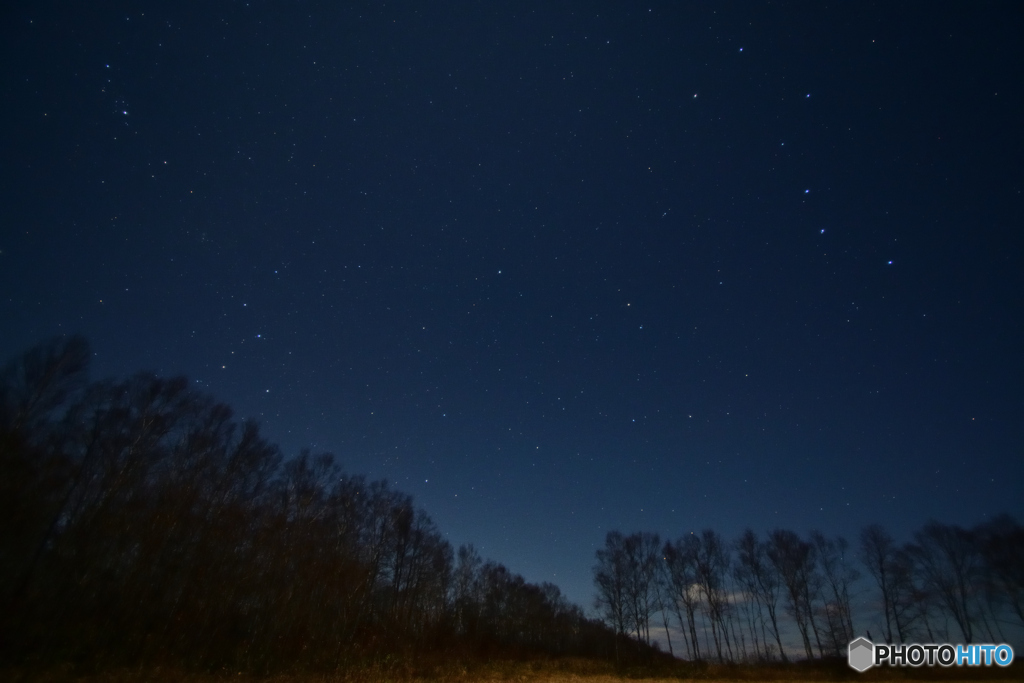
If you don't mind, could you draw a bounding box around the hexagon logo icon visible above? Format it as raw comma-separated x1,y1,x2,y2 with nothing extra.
848,637,874,672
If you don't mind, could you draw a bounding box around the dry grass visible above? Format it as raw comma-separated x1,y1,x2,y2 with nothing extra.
3,658,1021,683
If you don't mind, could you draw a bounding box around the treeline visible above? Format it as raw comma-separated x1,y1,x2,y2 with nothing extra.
593,518,1023,663
0,337,637,672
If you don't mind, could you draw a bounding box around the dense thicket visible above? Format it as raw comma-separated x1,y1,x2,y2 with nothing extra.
0,337,632,672
594,518,1023,662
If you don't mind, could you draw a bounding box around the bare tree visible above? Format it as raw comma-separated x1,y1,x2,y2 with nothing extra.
908,521,982,643
663,535,703,660
810,531,857,654
694,529,733,662
974,515,1024,630
891,544,927,642
621,531,661,650
860,524,898,643
594,531,630,661
453,543,484,638
735,529,786,661
766,529,817,659
649,552,675,656
1,335,91,608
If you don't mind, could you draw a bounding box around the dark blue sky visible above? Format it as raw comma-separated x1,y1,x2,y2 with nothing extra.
2,1,1022,610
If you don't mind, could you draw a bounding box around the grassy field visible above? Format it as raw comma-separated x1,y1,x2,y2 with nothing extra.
4,657,1022,683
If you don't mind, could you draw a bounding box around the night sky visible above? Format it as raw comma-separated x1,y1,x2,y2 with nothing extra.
2,2,1022,612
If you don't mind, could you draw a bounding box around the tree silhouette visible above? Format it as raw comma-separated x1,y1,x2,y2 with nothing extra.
734,529,786,661
909,521,982,643
0,337,624,671
766,530,818,659
694,530,733,662
975,515,1024,630
663,534,703,661
593,531,630,662
810,531,857,655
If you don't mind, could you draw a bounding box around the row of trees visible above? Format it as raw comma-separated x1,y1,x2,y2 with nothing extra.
0,337,639,671
594,518,1023,662
2,336,1018,670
